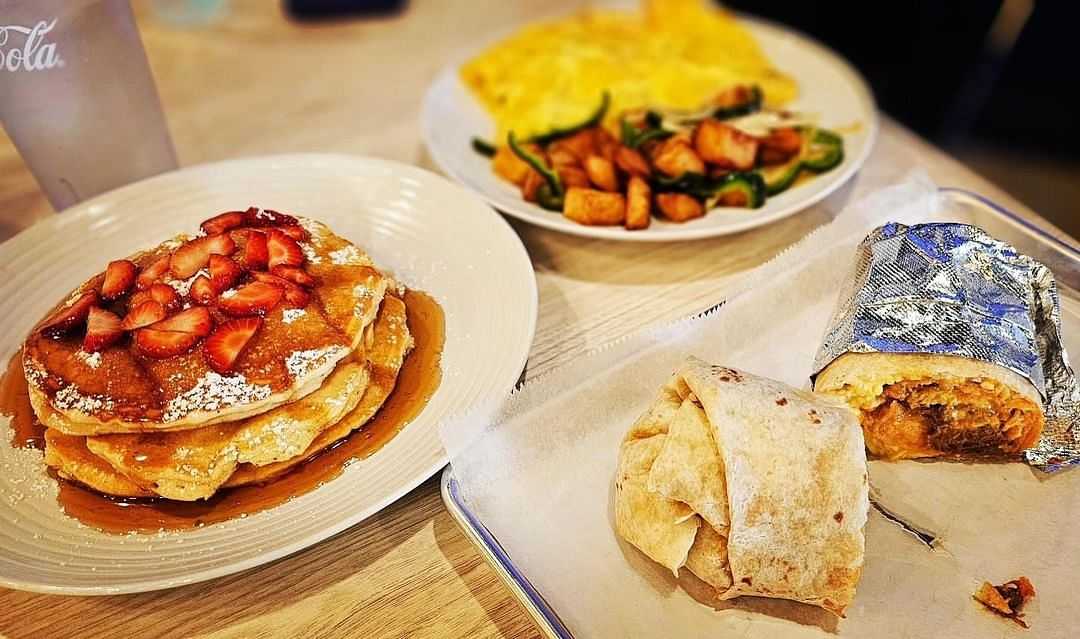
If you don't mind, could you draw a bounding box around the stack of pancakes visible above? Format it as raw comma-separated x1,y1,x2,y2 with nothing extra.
23,211,413,501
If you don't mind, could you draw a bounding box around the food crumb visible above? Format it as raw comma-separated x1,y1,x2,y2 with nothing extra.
973,576,1035,628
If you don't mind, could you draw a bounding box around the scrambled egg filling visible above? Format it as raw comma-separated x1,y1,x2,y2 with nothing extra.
860,378,1040,459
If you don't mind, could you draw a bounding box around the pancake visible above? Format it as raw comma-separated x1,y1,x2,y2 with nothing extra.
24,217,389,434
43,294,411,500
225,294,412,487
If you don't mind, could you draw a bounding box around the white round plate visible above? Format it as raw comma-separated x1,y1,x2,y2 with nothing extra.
422,14,878,241
0,154,538,594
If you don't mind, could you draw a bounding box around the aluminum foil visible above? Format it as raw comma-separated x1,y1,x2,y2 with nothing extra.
812,222,1080,472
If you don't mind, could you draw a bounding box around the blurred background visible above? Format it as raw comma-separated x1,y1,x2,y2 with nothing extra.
724,0,1078,237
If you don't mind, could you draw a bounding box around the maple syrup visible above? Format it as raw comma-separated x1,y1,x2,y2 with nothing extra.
0,289,444,534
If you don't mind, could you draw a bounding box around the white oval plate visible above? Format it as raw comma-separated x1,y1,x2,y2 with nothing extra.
0,154,538,594
422,14,878,241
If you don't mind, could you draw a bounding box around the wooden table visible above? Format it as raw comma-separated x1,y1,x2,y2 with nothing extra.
0,2,1070,638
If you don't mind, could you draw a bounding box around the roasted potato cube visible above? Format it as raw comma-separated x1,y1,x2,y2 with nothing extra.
564,187,626,226
585,155,619,192
693,119,759,170
615,146,652,178
653,139,706,177
594,127,620,162
557,166,591,189
625,176,651,230
492,144,540,186
549,128,597,162
758,127,802,165
521,170,544,203
656,192,704,222
548,147,581,169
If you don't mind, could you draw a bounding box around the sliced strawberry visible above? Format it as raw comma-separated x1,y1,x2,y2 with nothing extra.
148,306,214,337
100,260,136,301
170,239,211,279
170,235,235,279
136,255,171,290
275,224,309,241
251,272,309,308
40,291,99,335
148,283,181,310
134,329,200,359
208,255,243,292
243,208,298,227
128,290,152,309
267,229,304,269
271,265,316,287
120,300,167,331
200,210,246,236
202,233,236,257
218,281,284,317
241,231,269,270
82,307,124,352
189,275,217,305
203,318,262,373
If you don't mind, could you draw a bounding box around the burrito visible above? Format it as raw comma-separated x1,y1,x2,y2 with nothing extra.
815,353,1044,460
614,357,869,617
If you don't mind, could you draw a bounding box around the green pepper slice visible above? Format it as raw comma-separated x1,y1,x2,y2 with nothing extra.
620,115,673,149
802,128,844,172
712,172,767,208
508,131,564,211
471,137,497,158
529,91,611,146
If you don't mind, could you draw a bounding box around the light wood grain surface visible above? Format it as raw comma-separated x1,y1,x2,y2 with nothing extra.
0,2,1069,638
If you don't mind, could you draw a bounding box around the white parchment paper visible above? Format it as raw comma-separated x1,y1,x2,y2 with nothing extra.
443,175,1079,638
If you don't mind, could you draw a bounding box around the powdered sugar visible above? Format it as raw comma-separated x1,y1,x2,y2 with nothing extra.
163,373,271,422
281,308,306,324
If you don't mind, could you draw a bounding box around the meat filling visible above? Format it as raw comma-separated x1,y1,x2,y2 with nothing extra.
860,377,1040,459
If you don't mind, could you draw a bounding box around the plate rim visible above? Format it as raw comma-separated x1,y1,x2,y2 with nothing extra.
0,152,539,595
421,14,880,242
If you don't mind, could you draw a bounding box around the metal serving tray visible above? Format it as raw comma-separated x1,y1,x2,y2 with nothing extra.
441,188,1080,639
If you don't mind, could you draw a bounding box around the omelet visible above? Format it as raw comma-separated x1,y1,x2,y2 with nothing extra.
461,0,798,140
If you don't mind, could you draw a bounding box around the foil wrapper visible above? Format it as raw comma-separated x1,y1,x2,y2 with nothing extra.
812,222,1080,472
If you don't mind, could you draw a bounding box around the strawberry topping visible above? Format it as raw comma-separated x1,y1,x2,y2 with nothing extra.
241,231,269,270
189,275,217,305
275,224,309,241
147,306,214,337
208,255,243,293
267,229,304,269
271,265,316,287
200,210,247,236
100,260,136,301
243,208,299,227
148,283,181,310
251,272,310,308
40,291,99,335
134,329,201,359
169,235,236,279
120,300,167,331
218,281,284,316
203,317,262,373
136,256,171,290
83,307,124,353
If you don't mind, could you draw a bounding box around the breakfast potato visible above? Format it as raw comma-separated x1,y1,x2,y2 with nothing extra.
594,127,620,162
653,139,706,177
549,128,597,162
656,192,704,222
625,176,651,230
585,155,619,192
693,119,758,170
548,147,581,169
615,146,652,178
564,187,626,226
558,166,592,189
492,144,540,185
758,127,802,165
521,170,544,202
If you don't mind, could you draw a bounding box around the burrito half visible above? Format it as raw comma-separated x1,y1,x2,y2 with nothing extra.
815,352,1044,460
614,357,869,616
